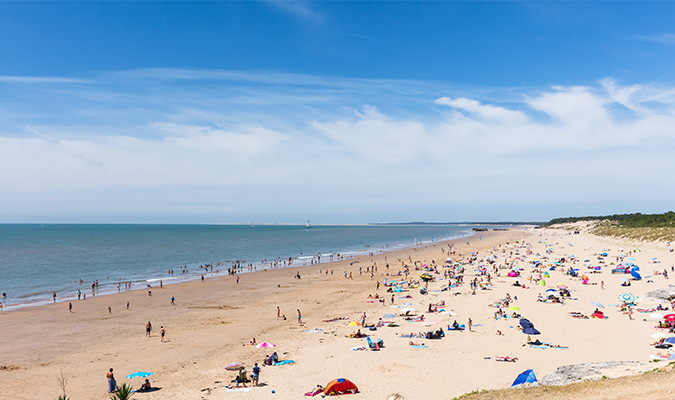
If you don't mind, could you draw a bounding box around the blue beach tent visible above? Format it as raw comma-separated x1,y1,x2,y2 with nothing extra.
512,369,537,386
630,267,642,280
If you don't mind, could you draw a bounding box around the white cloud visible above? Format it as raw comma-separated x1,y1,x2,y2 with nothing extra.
1,70,675,222
435,97,527,123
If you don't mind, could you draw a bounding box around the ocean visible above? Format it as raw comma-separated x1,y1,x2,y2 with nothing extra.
0,224,487,309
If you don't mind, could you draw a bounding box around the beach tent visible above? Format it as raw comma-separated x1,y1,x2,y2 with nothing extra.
630,269,642,280
512,369,537,386
324,378,359,395
537,279,546,286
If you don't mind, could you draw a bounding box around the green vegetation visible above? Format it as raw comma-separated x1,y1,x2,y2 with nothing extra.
542,212,675,228
109,384,135,400
543,212,675,242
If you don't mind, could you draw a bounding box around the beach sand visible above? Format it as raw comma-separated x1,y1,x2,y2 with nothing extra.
1,227,674,399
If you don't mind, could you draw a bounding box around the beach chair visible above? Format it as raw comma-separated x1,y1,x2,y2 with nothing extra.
366,337,380,351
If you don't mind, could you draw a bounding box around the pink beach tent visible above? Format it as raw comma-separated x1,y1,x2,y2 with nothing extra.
256,342,276,348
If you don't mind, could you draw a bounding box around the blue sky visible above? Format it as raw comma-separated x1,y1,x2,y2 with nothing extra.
1,1,675,223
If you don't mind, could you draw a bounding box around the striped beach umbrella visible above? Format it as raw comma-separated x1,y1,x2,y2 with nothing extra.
619,293,635,303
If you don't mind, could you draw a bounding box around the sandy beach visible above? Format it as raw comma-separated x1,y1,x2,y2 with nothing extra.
2,227,675,400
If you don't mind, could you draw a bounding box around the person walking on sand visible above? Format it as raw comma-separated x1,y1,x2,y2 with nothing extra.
146,321,152,337
171,296,175,305
160,326,166,342
53,292,56,303
468,318,473,332
69,302,73,312
297,309,302,324
277,306,280,318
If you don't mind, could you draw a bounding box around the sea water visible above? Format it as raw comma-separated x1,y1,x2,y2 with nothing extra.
0,224,487,308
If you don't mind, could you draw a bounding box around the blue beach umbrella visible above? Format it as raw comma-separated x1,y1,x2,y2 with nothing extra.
126,371,154,387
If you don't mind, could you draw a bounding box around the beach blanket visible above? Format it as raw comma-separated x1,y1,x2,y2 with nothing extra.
409,344,428,349
305,329,323,333
273,360,295,366
226,387,252,392
350,346,368,351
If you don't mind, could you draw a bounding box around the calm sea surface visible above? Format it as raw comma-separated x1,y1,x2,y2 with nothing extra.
0,224,486,308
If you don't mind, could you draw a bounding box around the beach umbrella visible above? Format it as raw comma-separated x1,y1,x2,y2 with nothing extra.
556,284,568,289
225,364,244,371
382,313,397,319
664,337,675,344
347,321,361,327
664,314,675,322
619,293,636,303
126,371,154,387
591,301,605,309
523,327,541,335
401,307,416,314
651,332,669,339
256,342,276,348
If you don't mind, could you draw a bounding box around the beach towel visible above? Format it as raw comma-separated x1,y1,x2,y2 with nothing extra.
409,344,428,349
350,346,368,351
305,387,324,396
226,387,252,392
273,360,295,366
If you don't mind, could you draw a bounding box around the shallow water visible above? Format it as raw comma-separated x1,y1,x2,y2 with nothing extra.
0,223,485,308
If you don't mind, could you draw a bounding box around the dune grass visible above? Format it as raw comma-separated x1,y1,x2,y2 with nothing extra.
452,364,675,400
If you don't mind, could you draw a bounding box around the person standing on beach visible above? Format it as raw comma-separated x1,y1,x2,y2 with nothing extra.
146,321,152,337
277,306,280,318
251,362,260,387
106,368,116,393
171,296,175,305
53,292,56,303
69,302,73,313
160,326,166,342
468,318,473,332
297,309,302,324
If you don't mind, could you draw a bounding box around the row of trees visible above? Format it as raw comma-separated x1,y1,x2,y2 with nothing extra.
542,211,675,228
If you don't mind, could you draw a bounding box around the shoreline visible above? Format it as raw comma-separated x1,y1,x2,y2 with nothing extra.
5,226,671,399
0,226,489,311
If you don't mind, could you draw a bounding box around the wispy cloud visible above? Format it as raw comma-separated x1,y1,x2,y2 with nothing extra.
629,33,675,45
1,69,675,222
0,76,89,84
261,0,324,24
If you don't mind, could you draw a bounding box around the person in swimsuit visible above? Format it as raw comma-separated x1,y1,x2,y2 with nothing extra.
146,321,152,337
160,326,166,342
